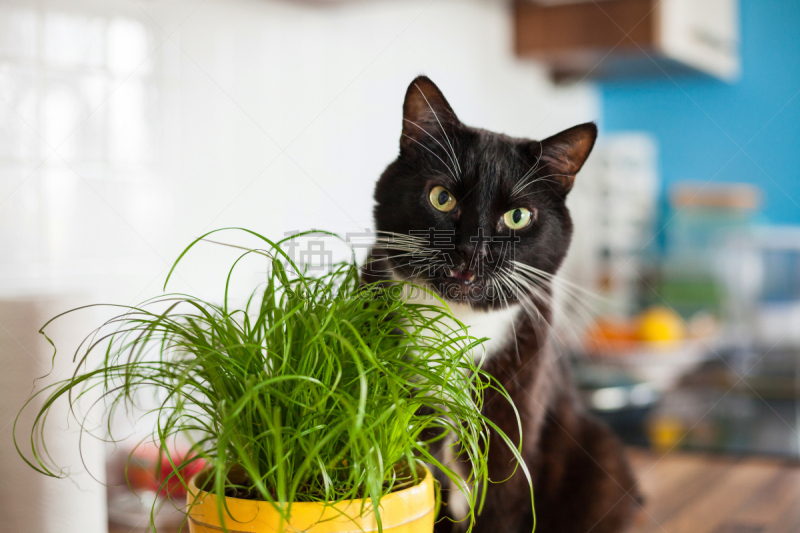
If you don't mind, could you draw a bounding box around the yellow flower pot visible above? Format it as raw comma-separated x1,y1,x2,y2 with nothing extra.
187,467,435,533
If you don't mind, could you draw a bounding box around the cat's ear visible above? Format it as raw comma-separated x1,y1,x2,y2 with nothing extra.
401,76,460,151
537,122,597,194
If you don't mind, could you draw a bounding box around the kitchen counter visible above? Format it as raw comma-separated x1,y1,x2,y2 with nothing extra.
109,449,800,533
628,448,800,533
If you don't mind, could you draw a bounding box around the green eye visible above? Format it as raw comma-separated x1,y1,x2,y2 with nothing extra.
429,186,456,212
503,207,533,229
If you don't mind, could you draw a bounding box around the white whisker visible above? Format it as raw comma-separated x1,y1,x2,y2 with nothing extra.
415,83,462,179
403,118,461,180
401,134,458,181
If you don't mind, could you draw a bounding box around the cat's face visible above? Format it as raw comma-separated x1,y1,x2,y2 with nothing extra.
372,76,596,311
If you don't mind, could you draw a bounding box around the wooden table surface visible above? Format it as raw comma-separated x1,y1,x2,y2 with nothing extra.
626,449,800,533
109,449,800,533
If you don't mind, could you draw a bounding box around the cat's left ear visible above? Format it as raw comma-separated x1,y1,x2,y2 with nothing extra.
401,76,460,151
537,122,598,194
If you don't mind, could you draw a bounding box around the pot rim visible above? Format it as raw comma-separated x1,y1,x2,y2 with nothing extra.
187,463,432,506
186,464,436,532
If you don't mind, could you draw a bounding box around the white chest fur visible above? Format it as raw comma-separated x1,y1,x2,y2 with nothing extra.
395,275,521,365
394,277,521,525
446,301,520,365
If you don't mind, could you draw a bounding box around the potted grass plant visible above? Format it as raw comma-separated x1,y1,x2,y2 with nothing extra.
15,229,531,533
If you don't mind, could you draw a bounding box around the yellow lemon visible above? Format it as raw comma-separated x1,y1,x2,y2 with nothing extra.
648,416,685,453
637,306,686,343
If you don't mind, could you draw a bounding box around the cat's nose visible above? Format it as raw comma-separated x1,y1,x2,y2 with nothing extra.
456,241,488,266
458,243,487,257
455,225,491,266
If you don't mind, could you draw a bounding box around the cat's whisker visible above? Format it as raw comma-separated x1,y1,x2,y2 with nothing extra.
365,244,449,277
401,134,458,182
371,253,425,264
497,270,560,346
510,145,544,198
510,266,601,346
414,83,462,179
403,118,461,181
511,162,541,197
511,169,575,199
502,269,554,308
496,251,564,342
370,232,455,278
369,259,446,277
510,266,597,321
375,230,428,242
511,260,610,303
494,270,544,318
372,239,433,250
499,269,569,346
374,245,431,255
513,190,545,200
372,238,428,247
389,254,448,271
491,248,527,309
373,229,430,241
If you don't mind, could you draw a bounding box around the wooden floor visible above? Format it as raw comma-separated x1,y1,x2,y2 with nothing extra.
109,450,800,533
626,449,800,533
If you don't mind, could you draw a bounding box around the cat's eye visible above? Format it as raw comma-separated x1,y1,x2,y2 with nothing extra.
429,186,456,212
503,207,533,230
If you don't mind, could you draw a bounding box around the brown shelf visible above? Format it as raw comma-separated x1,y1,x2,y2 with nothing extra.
514,0,739,82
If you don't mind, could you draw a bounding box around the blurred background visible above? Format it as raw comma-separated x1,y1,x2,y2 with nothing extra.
1,0,798,531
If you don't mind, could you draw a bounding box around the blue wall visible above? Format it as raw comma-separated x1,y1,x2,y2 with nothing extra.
600,0,800,225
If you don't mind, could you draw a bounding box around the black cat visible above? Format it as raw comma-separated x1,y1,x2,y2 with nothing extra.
363,76,641,533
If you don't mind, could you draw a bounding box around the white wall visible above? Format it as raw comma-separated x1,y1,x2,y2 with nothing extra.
0,0,599,305
0,2,598,529
0,296,107,533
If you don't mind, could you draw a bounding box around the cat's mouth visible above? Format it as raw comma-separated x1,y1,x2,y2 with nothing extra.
434,267,490,306
446,268,476,284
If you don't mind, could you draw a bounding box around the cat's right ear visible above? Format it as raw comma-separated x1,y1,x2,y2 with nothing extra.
401,76,460,151
536,122,598,194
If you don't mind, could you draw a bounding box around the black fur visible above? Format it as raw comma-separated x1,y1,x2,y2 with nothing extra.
363,76,640,533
